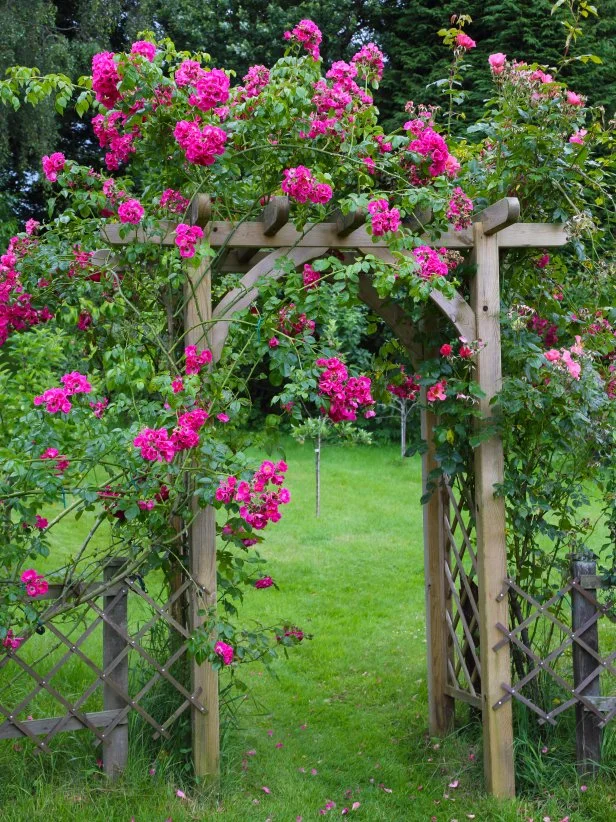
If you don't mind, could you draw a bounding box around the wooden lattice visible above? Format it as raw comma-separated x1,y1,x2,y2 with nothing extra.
493,573,616,731
0,563,205,774
442,476,481,709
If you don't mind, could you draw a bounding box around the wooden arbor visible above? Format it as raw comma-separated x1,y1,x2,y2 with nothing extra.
105,195,569,797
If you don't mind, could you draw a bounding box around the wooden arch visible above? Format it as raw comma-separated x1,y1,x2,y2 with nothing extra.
105,195,569,798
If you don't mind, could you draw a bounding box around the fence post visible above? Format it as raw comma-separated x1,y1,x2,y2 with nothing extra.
421,402,455,735
471,222,515,798
102,558,129,777
572,559,602,774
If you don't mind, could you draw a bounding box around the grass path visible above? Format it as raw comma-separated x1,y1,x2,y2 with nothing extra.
0,442,614,820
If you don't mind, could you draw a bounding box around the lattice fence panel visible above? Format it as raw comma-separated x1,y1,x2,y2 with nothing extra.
493,574,616,728
443,475,481,708
0,567,205,767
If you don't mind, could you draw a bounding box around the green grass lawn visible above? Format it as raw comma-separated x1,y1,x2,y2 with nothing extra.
0,441,615,821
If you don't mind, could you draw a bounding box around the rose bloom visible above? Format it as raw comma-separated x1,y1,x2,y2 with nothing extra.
488,53,506,74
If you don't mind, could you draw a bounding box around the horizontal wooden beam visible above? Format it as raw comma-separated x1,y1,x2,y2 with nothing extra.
0,709,127,740
475,197,520,236
103,219,569,251
497,223,568,248
585,696,616,713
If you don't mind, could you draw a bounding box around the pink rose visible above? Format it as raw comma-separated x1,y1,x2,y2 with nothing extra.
488,53,506,74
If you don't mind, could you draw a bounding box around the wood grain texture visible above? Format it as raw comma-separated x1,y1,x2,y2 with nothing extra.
102,560,129,777
572,560,602,774
474,198,520,236
421,405,455,735
184,262,219,779
471,223,515,797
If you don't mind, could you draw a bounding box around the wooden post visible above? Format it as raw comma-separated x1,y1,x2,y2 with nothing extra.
102,559,129,777
185,256,220,779
572,559,602,774
471,223,515,797
421,402,455,735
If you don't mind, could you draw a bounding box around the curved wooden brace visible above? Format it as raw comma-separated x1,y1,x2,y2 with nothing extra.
358,247,476,341
357,273,422,367
210,246,328,361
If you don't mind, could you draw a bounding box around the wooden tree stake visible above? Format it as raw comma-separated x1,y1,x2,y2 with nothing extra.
471,223,515,797
185,257,220,780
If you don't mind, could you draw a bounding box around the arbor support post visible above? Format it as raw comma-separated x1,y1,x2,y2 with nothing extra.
471,223,515,797
185,256,220,780
421,402,455,736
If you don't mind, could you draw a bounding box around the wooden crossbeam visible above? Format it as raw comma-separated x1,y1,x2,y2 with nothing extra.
0,709,126,741
103,219,568,250
474,198,520,236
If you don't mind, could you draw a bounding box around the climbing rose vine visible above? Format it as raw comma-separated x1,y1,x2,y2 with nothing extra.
0,16,613,724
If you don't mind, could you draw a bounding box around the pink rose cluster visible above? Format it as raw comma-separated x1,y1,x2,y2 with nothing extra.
367,199,400,236
440,339,474,359
281,166,333,204
236,65,270,101
175,224,204,258
405,116,457,181
387,368,421,402
2,630,24,651
41,152,65,182
92,111,138,170
214,640,234,666
255,576,274,589
351,43,385,83
528,314,559,348
34,372,92,414
306,47,381,139
173,119,228,166
41,447,70,474
544,337,584,380
92,51,121,109
118,198,145,224
185,345,213,374
277,304,315,337
283,19,322,60
0,232,53,347
131,40,156,62
188,68,230,112
133,406,209,463
412,246,450,280
302,263,320,290
316,357,375,422
160,188,190,214
21,569,49,598
216,460,290,530
447,187,474,231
